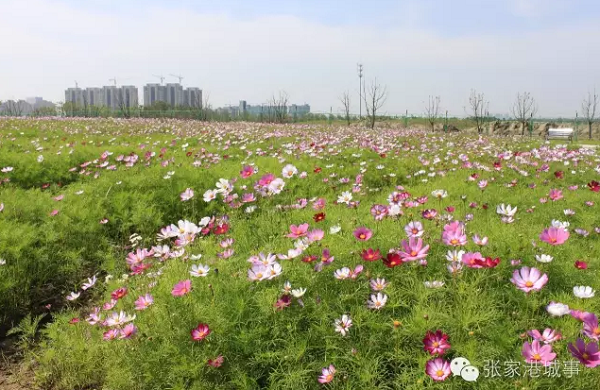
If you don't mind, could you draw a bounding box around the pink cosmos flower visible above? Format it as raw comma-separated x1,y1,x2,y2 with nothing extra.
528,329,561,344
134,293,154,310
307,229,324,242
50,209,59,216
318,364,336,384
399,238,430,262
423,330,451,356
258,173,275,186
119,323,137,339
191,323,211,341
404,221,424,238
241,193,256,203
207,355,224,368
180,188,194,201
312,198,326,210
425,358,451,382
286,223,309,238
370,204,388,221
522,340,556,365
510,267,548,293
103,329,120,340
353,227,373,241
171,280,192,296
472,234,488,246
583,314,600,340
569,339,600,367
240,165,254,178
539,226,569,245
549,189,563,201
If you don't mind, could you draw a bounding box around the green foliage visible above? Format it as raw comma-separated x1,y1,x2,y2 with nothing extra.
0,118,599,389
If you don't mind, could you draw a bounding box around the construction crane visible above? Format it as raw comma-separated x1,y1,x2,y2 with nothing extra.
170,74,184,84
108,78,117,86
74,80,79,88
153,74,165,85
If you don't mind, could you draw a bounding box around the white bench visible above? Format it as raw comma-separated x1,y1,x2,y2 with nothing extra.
546,128,574,141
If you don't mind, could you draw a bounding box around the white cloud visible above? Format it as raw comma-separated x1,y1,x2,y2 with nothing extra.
0,0,598,117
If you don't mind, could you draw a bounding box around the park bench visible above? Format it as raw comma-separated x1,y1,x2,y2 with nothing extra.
546,128,574,141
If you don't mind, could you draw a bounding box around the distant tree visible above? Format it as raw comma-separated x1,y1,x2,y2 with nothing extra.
339,91,352,126
468,89,488,134
363,78,387,129
424,95,441,132
269,91,289,123
32,106,57,117
582,89,598,140
82,93,89,117
116,90,131,118
511,92,537,136
5,100,28,116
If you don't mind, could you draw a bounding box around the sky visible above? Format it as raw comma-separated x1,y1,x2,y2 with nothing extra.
1,0,599,117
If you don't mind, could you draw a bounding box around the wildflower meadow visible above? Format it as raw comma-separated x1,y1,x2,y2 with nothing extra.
1,117,600,389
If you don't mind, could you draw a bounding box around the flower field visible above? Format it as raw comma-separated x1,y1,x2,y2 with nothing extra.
1,118,600,389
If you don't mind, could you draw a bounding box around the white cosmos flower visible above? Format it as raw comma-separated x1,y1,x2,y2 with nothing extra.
282,164,298,178
431,189,448,199
535,254,553,263
334,267,351,280
337,191,353,204
424,280,445,289
282,281,292,294
551,220,570,231
496,204,517,217
203,189,217,202
546,302,570,317
190,264,210,277
367,293,388,310
446,250,465,262
329,225,342,234
291,288,306,298
190,254,202,260
66,291,81,301
573,286,595,299
334,314,353,336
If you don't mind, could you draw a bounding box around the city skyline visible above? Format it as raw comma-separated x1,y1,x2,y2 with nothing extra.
1,0,600,117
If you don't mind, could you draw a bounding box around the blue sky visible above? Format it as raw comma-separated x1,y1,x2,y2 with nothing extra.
1,0,600,116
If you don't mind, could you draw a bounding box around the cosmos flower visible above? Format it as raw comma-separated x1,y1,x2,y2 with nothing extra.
527,329,561,344
334,314,353,336
370,278,388,291
286,223,309,238
510,267,548,293
171,280,192,296
180,188,194,201
522,340,556,366
361,248,382,262
191,323,211,341
398,238,429,262
404,221,424,238
539,226,569,245
568,339,600,368
367,293,387,310
425,358,451,382
134,293,154,310
573,286,595,299
318,365,336,384
353,227,373,241
423,330,451,355
546,302,570,317
190,264,210,277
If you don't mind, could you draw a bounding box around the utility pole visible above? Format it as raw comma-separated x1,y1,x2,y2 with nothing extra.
357,63,363,119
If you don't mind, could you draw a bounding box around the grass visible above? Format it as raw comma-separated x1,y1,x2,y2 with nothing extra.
1,117,600,389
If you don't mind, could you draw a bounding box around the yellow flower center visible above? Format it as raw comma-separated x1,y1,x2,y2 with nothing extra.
525,281,534,287
436,370,444,377
533,354,541,361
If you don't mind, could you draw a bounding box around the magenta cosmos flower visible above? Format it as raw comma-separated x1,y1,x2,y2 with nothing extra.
423,330,451,356
510,267,548,293
286,223,309,238
528,328,561,344
318,364,336,384
399,237,429,262
172,280,192,296
353,227,373,241
539,226,569,245
568,339,600,367
191,323,211,341
425,358,451,382
522,340,556,366
134,293,154,310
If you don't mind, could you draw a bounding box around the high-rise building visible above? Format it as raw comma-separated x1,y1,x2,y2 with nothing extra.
165,83,184,107
183,88,202,108
120,86,139,108
85,88,104,107
65,88,84,107
103,86,119,110
143,83,167,107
